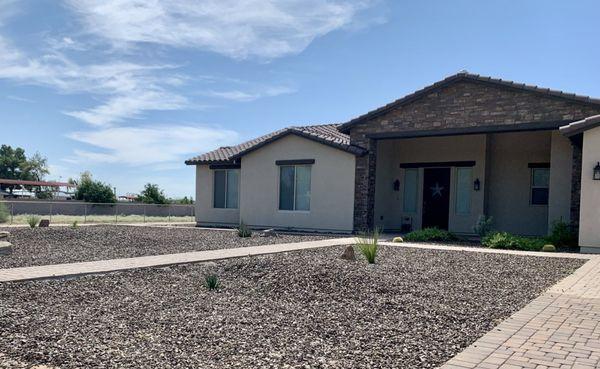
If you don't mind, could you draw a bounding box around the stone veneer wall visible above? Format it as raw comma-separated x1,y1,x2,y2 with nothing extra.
348,80,600,230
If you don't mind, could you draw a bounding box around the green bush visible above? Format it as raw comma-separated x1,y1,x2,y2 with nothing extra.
71,220,79,229
0,202,9,223
473,215,494,238
482,232,545,251
204,274,220,291
546,220,577,248
26,215,40,228
542,244,556,252
237,222,252,238
356,228,380,264
404,227,457,242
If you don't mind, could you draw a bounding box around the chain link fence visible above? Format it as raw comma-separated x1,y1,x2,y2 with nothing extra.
0,200,195,225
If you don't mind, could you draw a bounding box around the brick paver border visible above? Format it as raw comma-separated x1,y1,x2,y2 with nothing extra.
440,255,600,369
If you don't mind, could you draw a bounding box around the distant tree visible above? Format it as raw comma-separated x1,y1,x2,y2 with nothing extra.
0,145,49,193
35,190,53,200
74,172,116,203
137,183,169,204
22,152,49,181
173,196,194,205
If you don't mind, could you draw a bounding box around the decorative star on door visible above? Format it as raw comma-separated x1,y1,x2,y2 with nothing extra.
430,182,444,198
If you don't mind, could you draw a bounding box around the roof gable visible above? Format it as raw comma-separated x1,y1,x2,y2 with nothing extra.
185,124,366,165
339,72,600,133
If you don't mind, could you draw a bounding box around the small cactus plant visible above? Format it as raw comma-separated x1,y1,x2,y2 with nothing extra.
237,221,252,238
26,215,40,228
542,244,556,252
392,236,404,243
204,274,220,291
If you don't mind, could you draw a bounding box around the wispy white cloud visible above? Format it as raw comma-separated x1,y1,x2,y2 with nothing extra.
0,35,189,126
5,94,34,103
206,85,296,102
66,125,240,166
64,0,377,59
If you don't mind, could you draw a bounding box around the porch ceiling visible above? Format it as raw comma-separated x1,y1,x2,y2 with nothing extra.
366,120,570,140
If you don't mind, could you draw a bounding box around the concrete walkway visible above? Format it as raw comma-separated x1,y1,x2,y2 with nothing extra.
0,237,352,282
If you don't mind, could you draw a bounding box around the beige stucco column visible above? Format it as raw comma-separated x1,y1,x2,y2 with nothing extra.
548,131,573,230
579,126,600,253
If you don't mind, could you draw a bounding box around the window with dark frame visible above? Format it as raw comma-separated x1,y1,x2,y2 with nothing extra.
213,169,239,209
279,164,311,211
530,167,549,205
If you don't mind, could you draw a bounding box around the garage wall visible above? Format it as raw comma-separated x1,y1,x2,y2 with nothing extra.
579,126,600,252
240,134,356,232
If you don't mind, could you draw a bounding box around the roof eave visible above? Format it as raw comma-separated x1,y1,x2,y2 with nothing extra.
228,129,365,160
560,114,600,137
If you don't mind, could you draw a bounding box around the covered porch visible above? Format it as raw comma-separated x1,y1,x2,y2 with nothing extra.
372,130,574,236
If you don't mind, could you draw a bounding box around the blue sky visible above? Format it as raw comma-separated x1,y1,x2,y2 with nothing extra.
1,0,599,198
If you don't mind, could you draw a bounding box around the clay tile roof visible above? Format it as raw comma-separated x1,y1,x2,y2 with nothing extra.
560,114,600,137
338,71,600,132
185,124,366,165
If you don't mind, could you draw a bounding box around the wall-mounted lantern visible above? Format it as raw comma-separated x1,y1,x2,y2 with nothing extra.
474,178,481,191
393,179,400,192
594,162,600,181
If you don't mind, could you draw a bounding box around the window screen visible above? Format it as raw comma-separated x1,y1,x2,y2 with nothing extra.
455,167,472,214
403,169,418,213
213,169,239,209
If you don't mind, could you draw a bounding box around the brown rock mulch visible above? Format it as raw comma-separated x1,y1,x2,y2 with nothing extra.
0,245,584,368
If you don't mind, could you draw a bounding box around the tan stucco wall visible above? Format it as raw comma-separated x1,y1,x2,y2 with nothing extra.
239,134,355,232
487,131,551,236
194,165,240,226
374,135,487,234
579,126,600,251
548,131,573,228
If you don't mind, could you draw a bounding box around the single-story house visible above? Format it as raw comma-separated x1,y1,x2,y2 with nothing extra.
186,72,600,253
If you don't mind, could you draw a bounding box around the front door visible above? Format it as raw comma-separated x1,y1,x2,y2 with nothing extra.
422,168,451,230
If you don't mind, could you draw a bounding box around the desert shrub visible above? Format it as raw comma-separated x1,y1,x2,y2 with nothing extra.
404,227,457,242
473,215,494,238
71,220,79,229
0,202,9,223
356,228,380,264
542,244,556,252
482,232,545,251
546,220,577,248
26,215,40,228
237,222,252,238
204,274,220,290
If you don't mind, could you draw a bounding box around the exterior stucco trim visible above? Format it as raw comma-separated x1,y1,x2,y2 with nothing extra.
400,161,476,168
275,159,315,165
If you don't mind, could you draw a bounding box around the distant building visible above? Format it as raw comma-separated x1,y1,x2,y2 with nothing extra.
0,179,77,200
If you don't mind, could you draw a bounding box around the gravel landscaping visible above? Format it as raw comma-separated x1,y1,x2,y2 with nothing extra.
0,246,584,368
0,225,332,268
